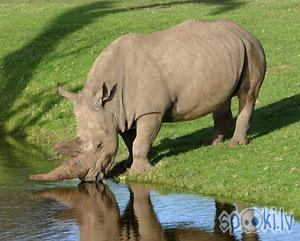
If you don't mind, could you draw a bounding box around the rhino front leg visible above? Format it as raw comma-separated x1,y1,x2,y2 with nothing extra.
129,114,162,175
120,129,136,166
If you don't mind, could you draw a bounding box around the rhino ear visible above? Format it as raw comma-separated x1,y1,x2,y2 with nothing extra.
93,82,117,108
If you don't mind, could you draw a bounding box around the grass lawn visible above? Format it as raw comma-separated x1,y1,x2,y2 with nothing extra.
0,0,299,216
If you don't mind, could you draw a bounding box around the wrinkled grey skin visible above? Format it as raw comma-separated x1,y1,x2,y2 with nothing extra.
30,20,266,182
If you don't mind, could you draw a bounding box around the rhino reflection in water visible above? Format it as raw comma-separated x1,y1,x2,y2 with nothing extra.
30,19,266,182
36,184,259,241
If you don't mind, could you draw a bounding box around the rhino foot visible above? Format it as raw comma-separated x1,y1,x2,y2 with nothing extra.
228,136,249,147
129,160,152,175
203,134,225,146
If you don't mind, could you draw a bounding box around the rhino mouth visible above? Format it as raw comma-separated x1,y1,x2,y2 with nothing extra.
29,137,116,183
82,158,115,183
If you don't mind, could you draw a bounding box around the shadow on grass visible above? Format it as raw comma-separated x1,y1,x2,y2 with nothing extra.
150,94,300,165
108,94,300,178
0,0,247,136
193,0,248,15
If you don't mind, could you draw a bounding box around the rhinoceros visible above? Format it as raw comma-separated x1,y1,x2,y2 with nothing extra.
30,19,266,182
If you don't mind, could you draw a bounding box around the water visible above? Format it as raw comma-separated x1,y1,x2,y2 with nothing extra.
0,137,299,241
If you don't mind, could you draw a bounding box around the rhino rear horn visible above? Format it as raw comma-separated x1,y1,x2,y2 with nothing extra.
57,84,78,103
54,137,82,157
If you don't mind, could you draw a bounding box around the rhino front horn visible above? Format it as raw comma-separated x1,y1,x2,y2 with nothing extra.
57,83,78,103
29,160,86,181
29,164,75,181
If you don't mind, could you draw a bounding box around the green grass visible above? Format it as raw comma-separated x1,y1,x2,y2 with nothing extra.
0,0,299,215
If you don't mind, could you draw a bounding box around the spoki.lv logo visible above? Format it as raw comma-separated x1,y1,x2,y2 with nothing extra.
219,206,294,235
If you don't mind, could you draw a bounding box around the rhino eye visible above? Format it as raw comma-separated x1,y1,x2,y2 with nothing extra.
96,143,102,149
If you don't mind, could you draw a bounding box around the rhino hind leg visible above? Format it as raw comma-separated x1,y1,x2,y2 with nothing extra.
204,100,234,146
229,43,265,147
229,93,254,146
129,114,162,175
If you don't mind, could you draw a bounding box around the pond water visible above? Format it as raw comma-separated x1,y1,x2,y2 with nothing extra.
0,137,299,241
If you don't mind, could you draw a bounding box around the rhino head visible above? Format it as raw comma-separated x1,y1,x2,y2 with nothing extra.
30,83,118,182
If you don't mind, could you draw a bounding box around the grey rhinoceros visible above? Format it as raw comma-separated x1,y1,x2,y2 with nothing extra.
30,20,266,182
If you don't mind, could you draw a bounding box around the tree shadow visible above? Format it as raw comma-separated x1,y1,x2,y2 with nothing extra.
151,127,213,164
151,94,300,164
107,94,300,178
0,0,247,136
0,1,114,136
198,0,248,15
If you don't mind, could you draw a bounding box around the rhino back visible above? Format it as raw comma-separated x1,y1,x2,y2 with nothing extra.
124,20,248,121
84,20,261,130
